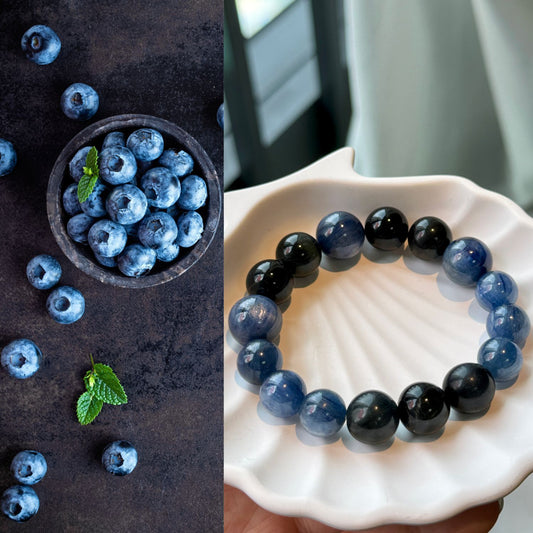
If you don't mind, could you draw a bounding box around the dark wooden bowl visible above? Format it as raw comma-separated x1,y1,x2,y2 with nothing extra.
47,114,221,288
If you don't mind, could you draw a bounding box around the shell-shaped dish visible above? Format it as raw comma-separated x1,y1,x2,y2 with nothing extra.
224,148,533,529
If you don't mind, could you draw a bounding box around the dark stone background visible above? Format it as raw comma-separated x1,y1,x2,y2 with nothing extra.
0,1,223,531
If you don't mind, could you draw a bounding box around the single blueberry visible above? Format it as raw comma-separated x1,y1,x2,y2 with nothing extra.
80,181,109,218
21,25,60,65
316,211,365,259
88,219,127,258
67,213,95,244
0,138,17,176
106,184,148,225
475,271,519,311
99,146,137,185
94,251,118,268
141,167,181,208
102,440,138,475
299,389,346,437
155,238,180,262
478,337,523,389
1,339,42,379
102,131,125,150
1,485,39,522
60,83,99,121
117,244,157,277
159,148,194,177
217,103,224,129
176,211,203,248
237,339,282,385
26,254,62,289
10,451,47,486
127,128,164,162
442,237,492,287
138,212,178,250
69,146,91,182
487,304,530,348
177,175,207,210
46,286,85,324
62,183,82,215
259,370,306,418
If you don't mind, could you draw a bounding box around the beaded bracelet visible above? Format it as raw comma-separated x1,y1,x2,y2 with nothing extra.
228,207,530,445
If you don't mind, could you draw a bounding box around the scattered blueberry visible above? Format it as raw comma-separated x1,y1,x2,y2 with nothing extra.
141,167,181,208
60,83,99,121
217,103,224,129
80,181,109,218
99,146,137,185
117,244,157,277
46,286,85,324
88,219,128,258
1,339,42,379
67,213,95,244
102,440,138,475
26,254,62,289
62,183,82,215
177,175,207,210
0,138,17,176
102,131,125,150
106,184,148,225
127,128,164,161
21,25,60,65
158,148,194,177
1,485,39,522
10,451,47,485
138,212,178,250
176,211,204,247
69,146,91,182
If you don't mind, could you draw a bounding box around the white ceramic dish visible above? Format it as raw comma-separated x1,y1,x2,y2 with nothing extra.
224,148,533,529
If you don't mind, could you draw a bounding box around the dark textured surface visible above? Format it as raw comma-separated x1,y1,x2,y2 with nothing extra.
0,2,223,531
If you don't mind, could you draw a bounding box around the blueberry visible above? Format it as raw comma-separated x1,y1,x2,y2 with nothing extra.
102,131,125,150
69,146,91,182
26,254,62,289
94,251,118,268
21,25,60,65
88,219,127,258
80,181,109,218
106,184,148,225
10,451,47,485
1,485,39,522
176,211,203,248
156,238,180,262
177,175,207,210
99,146,137,185
127,128,164,162
62,183,82,215
61,83,99,121
117,244,157,277
102,440,138,476
0,138,17,176
141,167,181,208
46,286,85,324
1,339,42,379
217,103,224,129
158,148,194,177
67,213,95,244
138,212,178,250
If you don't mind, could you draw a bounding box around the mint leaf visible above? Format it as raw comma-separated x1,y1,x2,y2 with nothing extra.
83,370,96,391
77,146,99,203
92,363,128,405
77,391,103,425
85,146,98,172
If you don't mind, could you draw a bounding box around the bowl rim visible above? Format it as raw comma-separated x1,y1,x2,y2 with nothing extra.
47,113,221,288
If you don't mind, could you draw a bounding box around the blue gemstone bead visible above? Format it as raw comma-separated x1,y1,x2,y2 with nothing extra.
316,211,365,259
237,339,282,385
475,271,518,311
442,237,492,286
259,370,306,418
299,389,346,437
478,337,523,389
487,304,530,348
228,295,282,345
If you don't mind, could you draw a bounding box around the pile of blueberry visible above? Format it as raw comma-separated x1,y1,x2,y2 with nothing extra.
64,128,207,277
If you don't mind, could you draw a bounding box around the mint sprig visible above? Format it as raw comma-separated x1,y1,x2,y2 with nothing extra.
77,146,99,203
77,355,128,425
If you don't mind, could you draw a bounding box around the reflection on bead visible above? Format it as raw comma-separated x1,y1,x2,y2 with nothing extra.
259,370,306,418
475,271,518,311
408,216,451,260
316,211,365,259
346,390,399,444
276,232,322,277
246,259,294,303
443,363,495,414
365,207,408,251
228,295,282,345
442,237,492,286
486,304,530,348
237,339,282,385
299,389,346,438
478,337,523,389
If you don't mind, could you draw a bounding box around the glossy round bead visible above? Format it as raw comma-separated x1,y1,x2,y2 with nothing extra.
276,232,322,277
316,211,365,259
246,259,294,304
442,237,492,287
299,389,346,438
486,304,530,348
407,216,452,260
443,363,496,414
259,370,306,418
398,382,450,436
478,337,523,389
365,206,408,251
237,339,282,385
475,271,518,311
346,390,399,445
228,295,282,345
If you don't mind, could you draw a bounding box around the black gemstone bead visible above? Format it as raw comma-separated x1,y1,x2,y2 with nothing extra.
276,232,322,277
408,216,452,261
398,382,450,436
443,363,496,414
246,259,294,303
346,390,399,445
365,206,408,251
